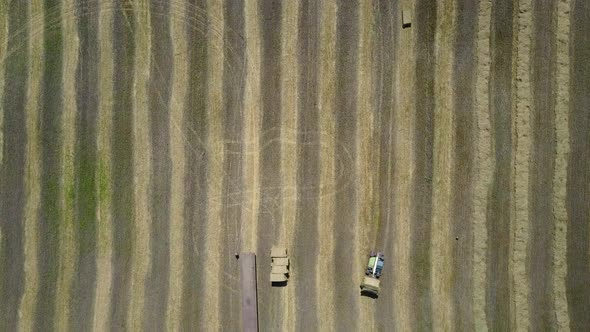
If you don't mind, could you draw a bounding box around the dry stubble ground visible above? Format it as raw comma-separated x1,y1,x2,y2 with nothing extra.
0,0,588,331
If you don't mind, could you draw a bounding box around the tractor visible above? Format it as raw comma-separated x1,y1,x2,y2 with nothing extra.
360,251,384,298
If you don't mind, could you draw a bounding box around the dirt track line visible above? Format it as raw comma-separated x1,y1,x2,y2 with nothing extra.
552,0,571,328
391,1,415,329
16,1,42,331
431,0,455,329
450,0,478,329
316,1,337,330
512,0,532,329
333,1,359,330
356,0,376,329
109,1,136,328
92,0,114,330
35,0,65,329
203,0,225,327
373,0,396,327
143,0,173,328
529,0,559,329
412,0,437,328
473,1,492,330
0,0,6,166
281,0,299,330
217,1,245,329
54,0,79,329
486,0,515,329
566,0,590,329
70,0,101,329
180,0,209,328
241,0,261,254
0,1,28,329
257,0,283,329
165,1,188,330
128,0,151,329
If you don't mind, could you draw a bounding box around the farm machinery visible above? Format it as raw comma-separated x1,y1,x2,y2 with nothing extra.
360,250,384,297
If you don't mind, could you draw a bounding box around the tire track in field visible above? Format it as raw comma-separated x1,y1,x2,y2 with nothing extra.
451,0,478,329
566,0,590,329
374,0,396,329
93,1,115,330
218,1,245,330
333,1,359,330
109,1,136,329
294,0,319,329
0,0,7,167
70,1,99,330
35,0,64,329
486,0,515,329
19,1,44,330
143,1,172,329
0,2,28,330
180,0,208,329
411,0,436,329
529,0,557,329
257,0,283,330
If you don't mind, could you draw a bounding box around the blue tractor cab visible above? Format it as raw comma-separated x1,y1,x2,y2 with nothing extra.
365,251,384,278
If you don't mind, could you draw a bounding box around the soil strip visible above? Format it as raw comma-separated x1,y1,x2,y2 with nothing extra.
566,0,590,329
69,1,100,330
431,0,455,329
486,0,515,329
391,1,416,329
294,0,320,330
109,1,136,329
0,2,28,330
356,0,377,329
35,0,65,329
218,1,245,330
181,0,209,329
142,1,173,329
333,1,359,330
374,0,397,328
451,0,479,329
529,0,557,329
410,0,437,329
256,0,283,330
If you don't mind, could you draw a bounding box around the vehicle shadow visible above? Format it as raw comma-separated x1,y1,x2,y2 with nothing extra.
360,289,379,299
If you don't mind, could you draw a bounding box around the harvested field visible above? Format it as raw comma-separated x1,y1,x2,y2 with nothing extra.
0,0,588,331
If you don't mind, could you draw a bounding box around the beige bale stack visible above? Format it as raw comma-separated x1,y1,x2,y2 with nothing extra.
270,246,289,284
